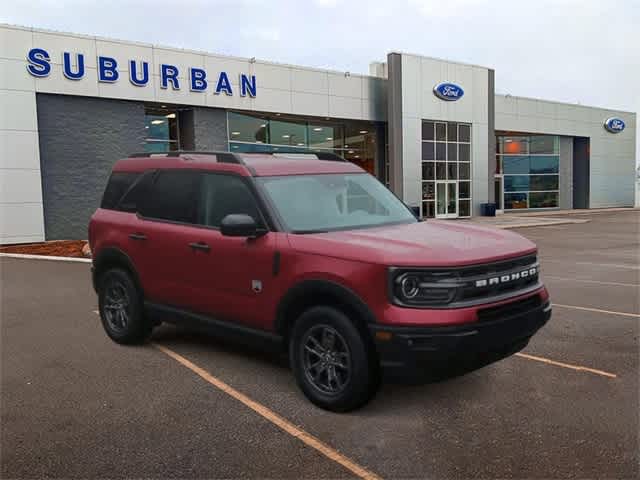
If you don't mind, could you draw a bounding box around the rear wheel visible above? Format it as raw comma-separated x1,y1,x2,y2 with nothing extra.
289,306,378,412
98,268,151,344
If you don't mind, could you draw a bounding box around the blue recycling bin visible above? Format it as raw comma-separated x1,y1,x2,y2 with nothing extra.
480,203,497,217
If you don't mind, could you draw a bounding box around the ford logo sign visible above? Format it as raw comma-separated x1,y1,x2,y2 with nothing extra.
433,82,464,101
604,117,625,133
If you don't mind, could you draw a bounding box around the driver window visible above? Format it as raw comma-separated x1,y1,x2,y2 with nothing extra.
197,174,262,228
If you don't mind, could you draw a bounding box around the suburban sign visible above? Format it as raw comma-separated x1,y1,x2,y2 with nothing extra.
26,47,257,97
603,117,625,134
433,82,464,101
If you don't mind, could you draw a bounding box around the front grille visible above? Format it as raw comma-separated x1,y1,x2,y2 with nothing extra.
477,295,542,323
454,254,539,303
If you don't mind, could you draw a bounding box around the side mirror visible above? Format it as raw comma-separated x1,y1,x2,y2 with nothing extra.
220,214,266,238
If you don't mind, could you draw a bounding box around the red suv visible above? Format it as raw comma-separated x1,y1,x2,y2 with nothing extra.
89,151,551,411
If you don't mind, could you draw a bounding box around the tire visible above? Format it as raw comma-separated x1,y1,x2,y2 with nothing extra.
289,306,378,412
98,268,152,344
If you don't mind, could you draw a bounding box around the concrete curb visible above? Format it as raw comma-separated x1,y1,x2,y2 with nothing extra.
0,253,92,263
489,219,590,229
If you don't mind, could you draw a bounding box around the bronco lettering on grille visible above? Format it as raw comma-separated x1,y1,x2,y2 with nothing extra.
474,267,537,288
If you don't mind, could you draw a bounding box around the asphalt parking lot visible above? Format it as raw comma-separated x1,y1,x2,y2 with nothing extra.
1,210,638,479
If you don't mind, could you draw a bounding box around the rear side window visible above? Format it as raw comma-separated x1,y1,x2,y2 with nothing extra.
117,170,155,213
101,172,140,209
139,170,200,223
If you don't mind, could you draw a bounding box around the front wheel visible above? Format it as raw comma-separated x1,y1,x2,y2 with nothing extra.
289,306,378,412
98,268,151,344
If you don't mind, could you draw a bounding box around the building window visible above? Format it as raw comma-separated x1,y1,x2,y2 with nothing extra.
497,135,559,210
144,108,179,152
227,112,378,176
421,120,472,218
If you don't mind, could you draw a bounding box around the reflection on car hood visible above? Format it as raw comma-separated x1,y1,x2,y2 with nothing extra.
286,220,537,266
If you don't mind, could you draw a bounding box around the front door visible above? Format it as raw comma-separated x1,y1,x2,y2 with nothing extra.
435,181,458,218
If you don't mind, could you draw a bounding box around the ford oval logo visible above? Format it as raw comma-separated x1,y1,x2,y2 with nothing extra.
433,82,464,101
604,117,625,133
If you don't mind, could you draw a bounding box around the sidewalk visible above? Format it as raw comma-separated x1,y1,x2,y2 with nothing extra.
462,213,589,229
459,206,639,229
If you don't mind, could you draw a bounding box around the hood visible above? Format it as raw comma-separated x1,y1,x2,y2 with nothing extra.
286,220,537,267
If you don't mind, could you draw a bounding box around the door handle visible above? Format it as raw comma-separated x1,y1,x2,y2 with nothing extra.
129,232,147,240
189,241,211,252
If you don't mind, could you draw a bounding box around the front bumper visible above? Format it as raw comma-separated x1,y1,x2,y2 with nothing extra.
369,296,552,382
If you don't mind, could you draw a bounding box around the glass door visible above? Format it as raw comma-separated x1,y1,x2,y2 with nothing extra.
436,181,458,218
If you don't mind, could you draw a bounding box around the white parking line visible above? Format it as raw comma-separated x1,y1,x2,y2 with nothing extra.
544,259,640,271
553,303,640,318
154,343,382,480
515,353,617,378
545,275,639,288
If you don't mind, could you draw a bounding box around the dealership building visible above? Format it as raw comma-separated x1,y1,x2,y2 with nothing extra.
0,23,637,243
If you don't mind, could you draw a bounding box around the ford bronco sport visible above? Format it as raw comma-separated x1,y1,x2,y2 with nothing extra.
90,151,551,411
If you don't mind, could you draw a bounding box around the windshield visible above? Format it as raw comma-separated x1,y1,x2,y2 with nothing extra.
257,173,417,233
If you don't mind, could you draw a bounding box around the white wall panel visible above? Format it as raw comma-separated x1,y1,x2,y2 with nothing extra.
0,58,36,91
0,25,33,60
329,95,361,119
0,204,45,242
0,90,38,131
328,73,361,98
291,68,328,95
0,170,43,203
0,130,40,169
292,92,329,117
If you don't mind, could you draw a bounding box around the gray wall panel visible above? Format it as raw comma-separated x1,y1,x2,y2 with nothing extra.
559,136,573,209
36,94,145,240
386,53,403,197
487,70,496,203
193,107,228,151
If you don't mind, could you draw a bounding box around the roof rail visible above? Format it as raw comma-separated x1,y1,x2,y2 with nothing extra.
128,151,242,164
128,149,348,163
265,150,347,162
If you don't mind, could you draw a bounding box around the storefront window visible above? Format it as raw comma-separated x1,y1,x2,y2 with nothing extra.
144,108,179,152
227,111,378,176
497,134,560,209
228,112,268,143
421,120,472,218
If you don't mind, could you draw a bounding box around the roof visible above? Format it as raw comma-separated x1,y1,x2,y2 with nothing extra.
112,151,364,177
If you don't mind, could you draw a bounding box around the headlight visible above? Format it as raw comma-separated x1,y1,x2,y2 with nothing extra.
400,275,420,299
391,270,459,306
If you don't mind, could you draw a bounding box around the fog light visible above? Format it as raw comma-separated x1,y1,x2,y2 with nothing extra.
375,331,393,341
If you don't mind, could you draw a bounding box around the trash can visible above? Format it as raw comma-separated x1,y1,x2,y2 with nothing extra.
480,203,497,217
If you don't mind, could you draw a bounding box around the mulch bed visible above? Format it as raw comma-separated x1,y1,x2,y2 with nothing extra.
0,240,90,258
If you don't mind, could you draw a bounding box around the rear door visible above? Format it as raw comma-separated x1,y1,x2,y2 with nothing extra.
129,169,204,308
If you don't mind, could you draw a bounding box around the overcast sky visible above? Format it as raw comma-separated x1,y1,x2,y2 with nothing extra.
3,0,638,164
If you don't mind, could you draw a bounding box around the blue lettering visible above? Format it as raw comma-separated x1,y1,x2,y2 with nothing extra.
190,68,207,92
129,60,149,86
62,52,85,80
215,71,233,95
240,74,256,97
98,56,119,82
26,48,51,77
160,64,180,90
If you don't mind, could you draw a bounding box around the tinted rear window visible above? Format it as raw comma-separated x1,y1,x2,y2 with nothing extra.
101,172,140,209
